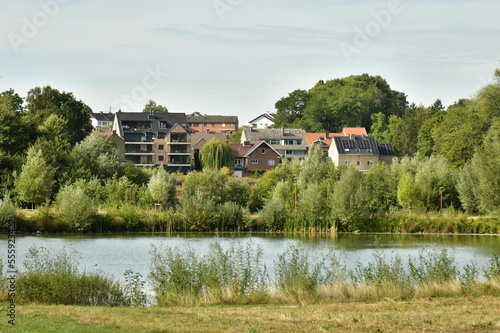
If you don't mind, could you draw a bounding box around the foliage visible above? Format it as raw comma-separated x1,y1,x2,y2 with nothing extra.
0,191,16,229
331,167,369,231
199,137,234,170
182,192,219,231
25,85,93,145
142,100,168,113
56,184,97,232
218,201,249,231
18,245,126,306
14,148,56,206
182,170,229,204
472,120,500,214
259,197,287,232
456,162,480,214
147,168,177,208
274,89,309,127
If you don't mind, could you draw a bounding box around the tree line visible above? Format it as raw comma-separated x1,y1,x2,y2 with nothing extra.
1,70,500,233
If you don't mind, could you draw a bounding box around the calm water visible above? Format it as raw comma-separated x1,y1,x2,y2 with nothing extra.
1,233,499,281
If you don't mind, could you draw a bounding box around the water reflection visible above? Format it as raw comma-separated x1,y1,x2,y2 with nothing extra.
1,233,499,281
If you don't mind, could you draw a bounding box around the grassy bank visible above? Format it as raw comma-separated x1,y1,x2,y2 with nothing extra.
2,297,499,332
9,206,500,234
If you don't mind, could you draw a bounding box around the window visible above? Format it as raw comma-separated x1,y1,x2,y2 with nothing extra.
235,158,243,166
212,123,216,127
295,130,300,134
222,123,226,127
159,121,167,129
356,161,361,166
158,145,164,150
261,148,266,154
272,130,278,134
230,123,235,127
284,130,290,134
193,123,199,127
158,156,164,162
268,159,275,166
270,139,280,145
286,150,293,155
250,159,258,164
158,133,165,139
367,161,373,166
345,161,351,165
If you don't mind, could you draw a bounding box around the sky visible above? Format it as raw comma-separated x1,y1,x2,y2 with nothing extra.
1,0,499,126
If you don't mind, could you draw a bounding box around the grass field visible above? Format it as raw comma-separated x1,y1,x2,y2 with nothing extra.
2,296,499,332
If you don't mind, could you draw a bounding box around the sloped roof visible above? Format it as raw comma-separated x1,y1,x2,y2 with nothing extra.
249,113,275,124
342,127,368,136
230,141,282,158
333,136,380,155
242,128,306,141
91,112,114,121
186,115,238,124
378,143,395,156
115,112,188,133
305,133,337,146
191,132,228,147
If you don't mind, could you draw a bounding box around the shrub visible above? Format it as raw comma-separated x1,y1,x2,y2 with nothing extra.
182,192,218,231
56,184,97,232
259,198,287,232
218,201,249,231
0,191,16,230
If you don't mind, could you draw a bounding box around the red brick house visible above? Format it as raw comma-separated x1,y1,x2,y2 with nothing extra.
187,112,239,135
230,141,282,177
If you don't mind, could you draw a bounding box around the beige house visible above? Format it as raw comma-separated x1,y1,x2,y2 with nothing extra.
112,111,192,173
241,127,307,160
328,135,394,170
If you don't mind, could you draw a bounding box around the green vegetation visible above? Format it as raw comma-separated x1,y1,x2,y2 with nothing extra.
0,70,500,234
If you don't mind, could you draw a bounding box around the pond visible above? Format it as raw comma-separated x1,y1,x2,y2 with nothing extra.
1,232,499,282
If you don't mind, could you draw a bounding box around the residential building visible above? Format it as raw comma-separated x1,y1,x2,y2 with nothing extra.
328,135,394,170
305,128,369,157
186,112,239,135
90,112,114,129
230,141,282,177
112,112,192,173
249,113,275,129
241,127,307,159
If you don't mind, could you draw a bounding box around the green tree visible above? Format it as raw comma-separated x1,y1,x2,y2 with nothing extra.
363,162,397,212
56,184,97,231
199,137,234,171
456,162,480,214
142,100,168,113
69,132,121,181
471,120,500,214
14,148,55,207
331,167,369,231
25,86,93,144
299,74,406,132
147,168,176,208
274,89,309,127
396,173,421,211
31,114,72,166
0,191,16,229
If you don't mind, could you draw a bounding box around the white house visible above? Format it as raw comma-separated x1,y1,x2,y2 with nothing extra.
249,113,275,129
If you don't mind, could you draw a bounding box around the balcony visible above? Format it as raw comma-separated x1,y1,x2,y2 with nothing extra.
168,157,191,167
168,148,191,156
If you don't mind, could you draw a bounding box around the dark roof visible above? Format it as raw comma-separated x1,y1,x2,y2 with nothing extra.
91,112,114,121
333,136,380,155
186,115,238,123
378,143,395,156
115,112,188,133
230,141,282,158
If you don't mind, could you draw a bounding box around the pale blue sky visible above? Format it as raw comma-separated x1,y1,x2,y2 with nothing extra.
1,0,499,126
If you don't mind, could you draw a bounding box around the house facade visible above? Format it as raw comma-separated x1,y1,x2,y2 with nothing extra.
112,112,192,173
241,127,307,160
328,135,394,170
190,132,228,170
91,112,114,129
186,112,239,135
230,141,282,177
249,113,275,129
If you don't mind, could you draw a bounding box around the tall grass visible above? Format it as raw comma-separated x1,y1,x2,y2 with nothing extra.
150,241,500,305
150,241,269,305
16,245,130,306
